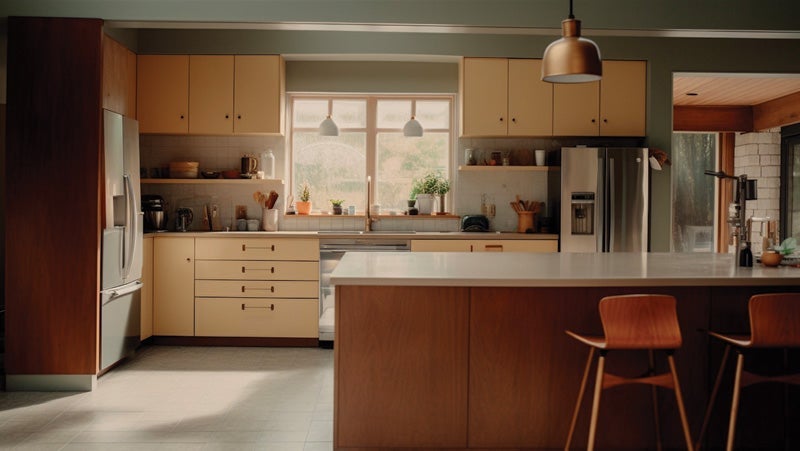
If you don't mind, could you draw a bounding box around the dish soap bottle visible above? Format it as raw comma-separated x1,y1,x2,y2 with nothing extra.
260,149,275,179
739,241,753,267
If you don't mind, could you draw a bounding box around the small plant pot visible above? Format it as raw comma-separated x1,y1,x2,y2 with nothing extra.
332,205,343,215
761,251,783,267
296,201,312,215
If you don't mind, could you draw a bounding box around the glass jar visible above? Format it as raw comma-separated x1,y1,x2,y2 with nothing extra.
465,148,476,165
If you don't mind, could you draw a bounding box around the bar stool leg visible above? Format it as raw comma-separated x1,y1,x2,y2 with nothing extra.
649,350,663,451
726,351,745,451
696,344,731,451
587,351,607,451
565,347,595,451
667,354,694,451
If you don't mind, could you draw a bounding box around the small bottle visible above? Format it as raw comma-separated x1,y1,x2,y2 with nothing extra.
261,149,275,179
739,241,753,267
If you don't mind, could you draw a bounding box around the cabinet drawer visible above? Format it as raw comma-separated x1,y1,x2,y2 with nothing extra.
195,280,318,298
195,260,319,281
473,240,559,253
195,237,319,261
195,297,319,338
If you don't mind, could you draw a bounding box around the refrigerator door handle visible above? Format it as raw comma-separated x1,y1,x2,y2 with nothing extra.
123,173,137,279
102,281,143,306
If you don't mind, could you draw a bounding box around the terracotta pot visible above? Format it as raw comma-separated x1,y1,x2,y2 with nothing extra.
296,201,312,215
761,251,783,267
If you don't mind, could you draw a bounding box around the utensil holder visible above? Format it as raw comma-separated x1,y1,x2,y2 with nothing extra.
262,208,278,231
517,211,534,233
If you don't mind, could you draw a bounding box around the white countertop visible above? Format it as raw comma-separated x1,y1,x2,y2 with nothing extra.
330,252,800,287
144,231,558,240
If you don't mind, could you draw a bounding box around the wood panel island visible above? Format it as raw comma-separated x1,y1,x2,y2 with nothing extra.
331,252,800,450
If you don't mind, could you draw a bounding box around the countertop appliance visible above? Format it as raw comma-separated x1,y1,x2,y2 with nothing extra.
461,215,490,232
142,194,168,231
100,110,143,372
319,239,411,343
561,147,649,252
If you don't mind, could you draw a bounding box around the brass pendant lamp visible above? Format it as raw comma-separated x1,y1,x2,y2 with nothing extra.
541,0,602,83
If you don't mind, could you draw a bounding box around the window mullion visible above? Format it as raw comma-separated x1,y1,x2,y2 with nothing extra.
366,97,378,207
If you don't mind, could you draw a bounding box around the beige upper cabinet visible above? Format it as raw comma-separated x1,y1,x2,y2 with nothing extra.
553,60,646,137
234,55,284,134
462,58,508,137
137,55,189,134
599,60,647,136
139,54,284,135
102,35,136,118
507,59,553,136
462,58,553,137
189,55,234,135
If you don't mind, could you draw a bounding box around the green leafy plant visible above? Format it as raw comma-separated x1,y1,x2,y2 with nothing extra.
330,199,344,207
411,171,450,196
773,237,797,256
298,181,311,202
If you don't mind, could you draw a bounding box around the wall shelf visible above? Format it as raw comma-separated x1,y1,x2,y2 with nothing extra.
458,165,559,172
142,178,284,185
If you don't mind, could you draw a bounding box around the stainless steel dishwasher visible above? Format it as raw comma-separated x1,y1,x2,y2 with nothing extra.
319,238,411,345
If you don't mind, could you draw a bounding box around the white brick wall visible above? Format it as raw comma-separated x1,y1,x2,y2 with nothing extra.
734,131,781,253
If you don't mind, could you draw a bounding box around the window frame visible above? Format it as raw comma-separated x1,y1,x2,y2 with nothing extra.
287,93,456,212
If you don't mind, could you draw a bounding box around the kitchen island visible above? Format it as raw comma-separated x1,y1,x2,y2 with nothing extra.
331,252,800,450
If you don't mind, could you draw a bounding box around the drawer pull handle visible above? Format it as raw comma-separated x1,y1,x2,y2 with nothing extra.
271,266,275,273
241,285,275,293
241,266,246,273
241,244,276,252
241,303,275,311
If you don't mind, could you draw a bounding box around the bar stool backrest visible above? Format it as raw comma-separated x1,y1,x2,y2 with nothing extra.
599,294,682,349
749,293,800,347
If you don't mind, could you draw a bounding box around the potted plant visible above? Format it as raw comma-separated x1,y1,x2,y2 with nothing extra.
412,171,449,215
434,174,451,214
296,181,312,215
330,199,345,215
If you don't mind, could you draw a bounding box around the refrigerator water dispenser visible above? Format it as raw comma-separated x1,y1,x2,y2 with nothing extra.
570,192,595,235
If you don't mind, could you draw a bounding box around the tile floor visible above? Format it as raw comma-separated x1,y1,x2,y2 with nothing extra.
0,345,334,450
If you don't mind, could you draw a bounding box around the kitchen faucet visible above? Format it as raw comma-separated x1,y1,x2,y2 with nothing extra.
366,176,378,231
704,170,757,266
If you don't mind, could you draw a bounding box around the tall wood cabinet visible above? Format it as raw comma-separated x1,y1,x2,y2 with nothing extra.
102,35,136,118
461,58,553,137
553,60,647,136
137,55,190,134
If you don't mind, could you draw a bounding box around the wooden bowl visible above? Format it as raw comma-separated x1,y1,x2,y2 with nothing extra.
760,252,783,267
222,169,240,179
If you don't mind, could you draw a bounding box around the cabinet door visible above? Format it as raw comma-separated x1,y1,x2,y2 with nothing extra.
140,236,154,340
235,55,284,134
600,60,646,136
195,237,319,261
411,240,474,252
494,240,558,252
553,81,600,136
189,55,234,135
508,59,553,136
137,55,189,134
462,58,508,137
102,35,136,118
195,260,319,281
195,280,318,298
153,237,195,336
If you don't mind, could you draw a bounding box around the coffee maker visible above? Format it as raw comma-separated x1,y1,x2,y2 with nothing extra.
142,194,168,231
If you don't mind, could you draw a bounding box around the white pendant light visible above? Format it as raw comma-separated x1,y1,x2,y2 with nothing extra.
319,100,339,136
403,101,423,137
319,115,339,136
403,116,423,137
541,0,602,83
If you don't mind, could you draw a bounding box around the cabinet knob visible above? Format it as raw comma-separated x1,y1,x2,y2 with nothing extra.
511,118,516,123
225,114,230,119
591,118,596,123
499,117,504,122
237,114,242,120
180,115,185,120
603,118,608,123
186,257,191,262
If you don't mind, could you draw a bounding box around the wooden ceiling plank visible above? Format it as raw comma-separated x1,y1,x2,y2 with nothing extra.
673,105,753,132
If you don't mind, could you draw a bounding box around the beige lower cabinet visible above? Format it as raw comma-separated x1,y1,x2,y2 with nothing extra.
194,237,320,338
141,236,154,340
153,236,195,336
411,239,557,253
195,298,318,337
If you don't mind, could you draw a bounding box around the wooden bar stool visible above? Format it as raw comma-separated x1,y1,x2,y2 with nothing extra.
564,294,694,451
696,293,800,451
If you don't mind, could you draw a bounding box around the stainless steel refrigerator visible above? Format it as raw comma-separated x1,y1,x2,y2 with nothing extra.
100,109,143,372
560,147,649,252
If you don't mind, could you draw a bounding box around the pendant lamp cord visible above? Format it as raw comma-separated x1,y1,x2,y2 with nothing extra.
568,0,575,19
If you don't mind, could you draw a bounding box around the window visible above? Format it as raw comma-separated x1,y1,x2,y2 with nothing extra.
290,94,454,212
671,132,717,252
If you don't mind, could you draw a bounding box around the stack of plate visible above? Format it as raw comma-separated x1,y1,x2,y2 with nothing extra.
169,161,199,179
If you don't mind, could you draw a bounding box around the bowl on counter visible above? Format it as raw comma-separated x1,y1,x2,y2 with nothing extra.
201,170,221,179
169,161,199,179
760,252,783,267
